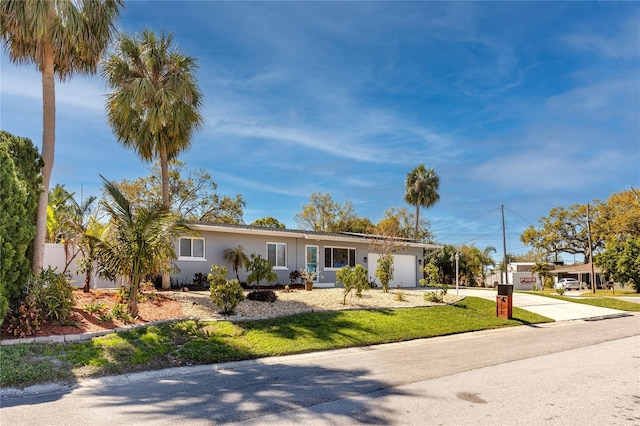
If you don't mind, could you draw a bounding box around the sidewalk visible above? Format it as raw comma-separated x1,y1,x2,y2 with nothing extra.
453,288,628,321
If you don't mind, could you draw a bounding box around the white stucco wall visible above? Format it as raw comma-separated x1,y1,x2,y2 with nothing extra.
43,243,121,289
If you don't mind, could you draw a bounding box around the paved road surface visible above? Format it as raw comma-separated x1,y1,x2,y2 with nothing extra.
2,313,638,425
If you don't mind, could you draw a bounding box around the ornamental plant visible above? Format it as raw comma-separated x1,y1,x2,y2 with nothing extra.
208,265,245,315
336,264,369,305
375,255,394,293
246,254,277,291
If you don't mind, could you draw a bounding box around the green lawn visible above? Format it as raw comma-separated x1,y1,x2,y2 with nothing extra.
520,289,640,311
0,297,551,388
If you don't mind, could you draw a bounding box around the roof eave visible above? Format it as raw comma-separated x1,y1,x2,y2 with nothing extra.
191,223,443,249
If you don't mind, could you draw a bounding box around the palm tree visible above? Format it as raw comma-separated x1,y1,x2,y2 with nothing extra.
95,176,189,316
404,165,440,240
101,29,203,289
531,261,551,290
224,245,249,282
480,246,497,286
0,0,123,274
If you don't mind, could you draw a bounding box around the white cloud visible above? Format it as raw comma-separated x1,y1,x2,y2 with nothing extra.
561,18,640,59
0,58,106,114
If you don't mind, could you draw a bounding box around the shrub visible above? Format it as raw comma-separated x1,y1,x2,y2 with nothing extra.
336,264,369,305
107,303,134,324
83,301,106,315
425,284,448,303
208,265,228,288
289,270,301,285
0,131,42,326
192,272,209,290
31,267,75,324
111,303,126,319
247,290,277,303
4,294,45,337
395,291,406,302
210,279,245,315
556,287,565,295
208,265,246,314
98,311,113,322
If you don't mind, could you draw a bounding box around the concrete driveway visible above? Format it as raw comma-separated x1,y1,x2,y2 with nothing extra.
452,288,628,321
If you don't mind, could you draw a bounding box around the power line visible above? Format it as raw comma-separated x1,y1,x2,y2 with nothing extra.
503,205,536,227
433,207,501,239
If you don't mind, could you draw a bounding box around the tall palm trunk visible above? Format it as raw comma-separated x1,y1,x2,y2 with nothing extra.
413,195,421,241
33,38,56,274
83,269,92,293
129,276,140,317
160,143,172,290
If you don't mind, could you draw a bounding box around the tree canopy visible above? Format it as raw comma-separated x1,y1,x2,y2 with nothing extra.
596,236,640,292
404,165,440,240
593,189,640,292
294,193,359,232
102,29,203,209
520,203,603,264
377,207,433,242
251,217,286,229
114,161,245,224
521,191,639,264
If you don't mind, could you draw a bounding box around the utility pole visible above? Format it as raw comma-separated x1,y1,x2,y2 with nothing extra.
502,204,509,284
586,203,596,294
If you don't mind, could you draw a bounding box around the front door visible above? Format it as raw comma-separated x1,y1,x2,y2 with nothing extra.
306,245,319,282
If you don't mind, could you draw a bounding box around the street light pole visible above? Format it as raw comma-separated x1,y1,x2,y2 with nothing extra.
455,252,460,296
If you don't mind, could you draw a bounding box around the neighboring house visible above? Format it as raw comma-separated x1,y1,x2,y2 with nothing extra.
175,223,442,288
551,263,605,289
484,262,557,290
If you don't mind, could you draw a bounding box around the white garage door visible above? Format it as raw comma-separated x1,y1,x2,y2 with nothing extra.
368,253,417,287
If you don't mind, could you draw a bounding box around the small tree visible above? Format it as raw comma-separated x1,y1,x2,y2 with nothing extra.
596,236,640,292
208,265,244,315
375,255,394,293
336,264,369,305
419,260,441,287
224,245,249,281
246,254,277,291
95,177,190,316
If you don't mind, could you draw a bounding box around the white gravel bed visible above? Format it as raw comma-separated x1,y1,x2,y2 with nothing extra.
167,288,462,321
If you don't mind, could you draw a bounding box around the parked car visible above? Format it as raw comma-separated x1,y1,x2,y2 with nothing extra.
556,278,581,290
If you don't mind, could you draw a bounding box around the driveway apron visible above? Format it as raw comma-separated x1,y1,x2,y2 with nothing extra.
454,288,627,321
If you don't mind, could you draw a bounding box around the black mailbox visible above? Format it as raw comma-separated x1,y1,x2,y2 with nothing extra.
497,284,513,297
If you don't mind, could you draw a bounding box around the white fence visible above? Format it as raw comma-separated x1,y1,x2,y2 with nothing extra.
44,243,121,289
484,271,543,290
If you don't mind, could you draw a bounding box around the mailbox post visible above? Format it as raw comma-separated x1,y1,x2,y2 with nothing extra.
496,284,513,319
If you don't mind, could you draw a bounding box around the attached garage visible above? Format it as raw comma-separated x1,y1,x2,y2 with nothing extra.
368,253,418,287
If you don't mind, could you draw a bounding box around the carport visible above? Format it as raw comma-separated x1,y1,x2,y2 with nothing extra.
552,263,604,289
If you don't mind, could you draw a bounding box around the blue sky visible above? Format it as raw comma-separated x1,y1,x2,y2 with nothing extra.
1,1,639,263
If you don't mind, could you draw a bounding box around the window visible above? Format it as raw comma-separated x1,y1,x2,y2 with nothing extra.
179,237,205,260
324,247,356,269
267,243,287,268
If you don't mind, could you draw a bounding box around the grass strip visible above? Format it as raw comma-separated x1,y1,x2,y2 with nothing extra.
526,293,640,311
0,297,551,388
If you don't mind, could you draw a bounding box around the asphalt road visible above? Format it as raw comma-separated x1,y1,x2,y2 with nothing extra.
1,314,638,425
